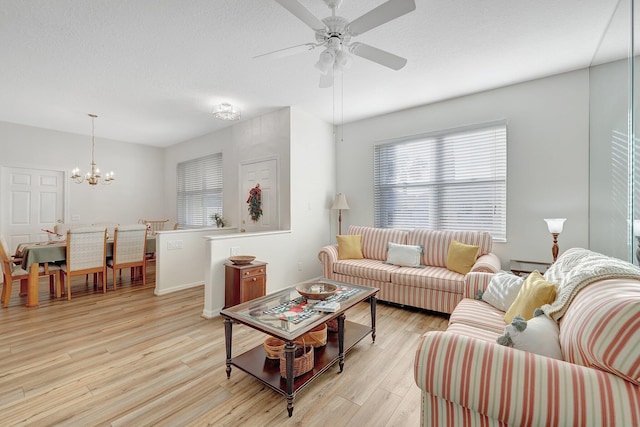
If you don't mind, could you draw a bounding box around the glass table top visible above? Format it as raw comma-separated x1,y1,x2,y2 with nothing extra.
221,279,376,338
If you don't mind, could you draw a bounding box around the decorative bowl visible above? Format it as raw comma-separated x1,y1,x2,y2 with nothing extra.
229,255,256,265
296,282,338,301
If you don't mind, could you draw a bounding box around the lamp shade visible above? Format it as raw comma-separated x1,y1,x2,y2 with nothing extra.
544,218,566,234
331,193,350,210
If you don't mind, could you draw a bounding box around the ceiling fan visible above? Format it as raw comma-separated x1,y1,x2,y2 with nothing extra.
257,0,416,88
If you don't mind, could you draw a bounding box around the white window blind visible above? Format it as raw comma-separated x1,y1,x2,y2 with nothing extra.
177,153,223,228
374,122,507,241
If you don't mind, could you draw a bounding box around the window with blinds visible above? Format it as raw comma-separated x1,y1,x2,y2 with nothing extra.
176,153,223,228
374,122,507,241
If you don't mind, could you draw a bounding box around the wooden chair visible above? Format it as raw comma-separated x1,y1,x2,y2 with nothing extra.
138,219,169,236
0,237,60,308
107,224,147,289
59,227,107,300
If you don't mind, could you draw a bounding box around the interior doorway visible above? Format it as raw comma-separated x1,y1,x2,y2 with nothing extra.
0,166,65,251
239,158,278,233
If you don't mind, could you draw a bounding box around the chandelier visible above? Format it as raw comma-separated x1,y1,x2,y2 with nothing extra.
71,114,114,186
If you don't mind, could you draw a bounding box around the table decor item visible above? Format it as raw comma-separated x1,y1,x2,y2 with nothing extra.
264,336,286,359
279,338,314,379
299,323,327,348
295,282,338,300
228,255,256,265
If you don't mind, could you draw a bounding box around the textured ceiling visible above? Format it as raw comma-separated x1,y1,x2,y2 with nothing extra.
0,0,621,147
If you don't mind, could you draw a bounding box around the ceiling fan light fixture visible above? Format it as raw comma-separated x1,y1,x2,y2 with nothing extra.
333,49,352,72
212,103,241,121
315,49,335,73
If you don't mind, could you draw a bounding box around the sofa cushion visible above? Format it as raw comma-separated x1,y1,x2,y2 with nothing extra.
337,234,364,260
482,271,524,311
407,229,492,268
446,322,500,343
449,298,506,333
560,279,640,386
333,259,399,282
385,242,423,267
497,314,563,360
446,240,479,275
347,225,408,261
504,270,556,324
391,266,465,293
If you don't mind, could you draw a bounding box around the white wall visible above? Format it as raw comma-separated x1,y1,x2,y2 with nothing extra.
0,121,165,229
203,107,335,317
163,108,291,229
337,69,591,268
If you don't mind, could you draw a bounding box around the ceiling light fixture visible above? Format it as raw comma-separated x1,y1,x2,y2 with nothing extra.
70,114,114,186
212,103,241,121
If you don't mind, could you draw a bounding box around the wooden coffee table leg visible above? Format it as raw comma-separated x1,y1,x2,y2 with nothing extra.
370,295,377,342
337,313,346,372
224,318,232,379
284,341,296,417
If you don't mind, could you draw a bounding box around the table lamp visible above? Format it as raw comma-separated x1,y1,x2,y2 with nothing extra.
331,193,350,235
544,218,566,262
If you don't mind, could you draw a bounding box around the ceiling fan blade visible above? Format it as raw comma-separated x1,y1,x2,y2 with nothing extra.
349,42,407,70
253,43,319,60
319,70,334,88
274,0,326,31
347,0,416,36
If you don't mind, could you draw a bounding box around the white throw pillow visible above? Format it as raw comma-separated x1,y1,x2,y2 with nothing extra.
386,242,423,268
497,314,563,360
482,271,524,311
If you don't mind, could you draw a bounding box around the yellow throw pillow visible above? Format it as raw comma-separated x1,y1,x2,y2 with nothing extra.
446,240,479,275
504,270,557,324
337,235,364,260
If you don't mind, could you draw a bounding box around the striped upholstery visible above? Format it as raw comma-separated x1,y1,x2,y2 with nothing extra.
408,229,493,268
376,281,461,314
445,322,502,343
464,272,495,299
333,258,399,282
319,226,499,314
391,266,464,293
560,279,640,386
347,225,408,261
415,331,640,426
448,298,505,333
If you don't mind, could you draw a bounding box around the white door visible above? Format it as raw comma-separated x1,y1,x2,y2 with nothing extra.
240,159,278,232
1,167,65,251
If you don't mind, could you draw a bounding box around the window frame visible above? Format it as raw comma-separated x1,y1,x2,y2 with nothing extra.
176,153,223,228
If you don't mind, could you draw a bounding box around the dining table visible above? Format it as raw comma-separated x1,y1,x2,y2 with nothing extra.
14,238,156,307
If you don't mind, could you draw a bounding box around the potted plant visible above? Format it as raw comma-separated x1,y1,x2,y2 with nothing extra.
211,213,227,228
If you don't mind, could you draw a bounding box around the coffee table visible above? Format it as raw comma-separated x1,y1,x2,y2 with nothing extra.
220,279,378,417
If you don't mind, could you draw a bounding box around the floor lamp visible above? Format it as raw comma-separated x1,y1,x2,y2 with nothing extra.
331,193,350,235
544,218,566,262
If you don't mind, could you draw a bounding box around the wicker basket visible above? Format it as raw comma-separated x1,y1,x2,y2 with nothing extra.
263,336,286,359
299,323,327,348
280,338,314,379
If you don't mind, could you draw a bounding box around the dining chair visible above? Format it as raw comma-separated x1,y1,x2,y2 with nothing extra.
138,219,169,236
107,224,147,289
59,227,107,300
92,222,119,239
0,237,60,308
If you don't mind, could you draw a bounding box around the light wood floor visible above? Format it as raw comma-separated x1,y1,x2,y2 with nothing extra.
0,267,449,426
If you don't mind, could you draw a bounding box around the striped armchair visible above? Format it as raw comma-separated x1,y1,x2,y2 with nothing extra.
414,251,640,426
318,226,501,314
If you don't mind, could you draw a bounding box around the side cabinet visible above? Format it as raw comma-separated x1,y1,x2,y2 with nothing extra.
224,261,267,308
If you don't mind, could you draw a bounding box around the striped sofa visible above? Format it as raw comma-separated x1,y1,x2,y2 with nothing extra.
318,225,501,314
414,254,640,426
